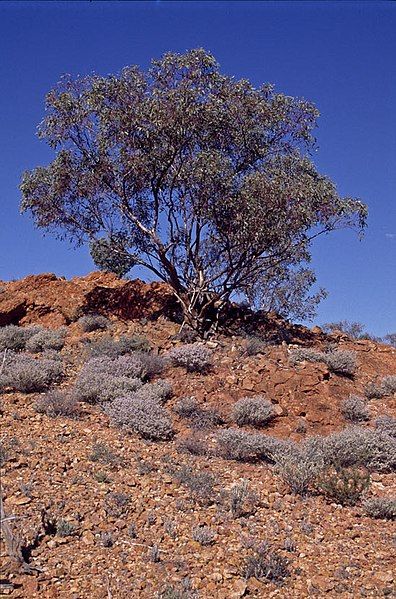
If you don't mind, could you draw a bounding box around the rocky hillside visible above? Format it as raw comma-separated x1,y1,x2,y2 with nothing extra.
0,273,395,598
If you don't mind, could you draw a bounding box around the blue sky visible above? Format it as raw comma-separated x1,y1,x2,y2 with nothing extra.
0,1,394,335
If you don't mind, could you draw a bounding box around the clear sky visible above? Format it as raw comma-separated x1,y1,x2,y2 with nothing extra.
0,1,394,335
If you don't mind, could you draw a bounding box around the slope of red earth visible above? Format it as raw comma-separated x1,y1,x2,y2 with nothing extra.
0,273,395,598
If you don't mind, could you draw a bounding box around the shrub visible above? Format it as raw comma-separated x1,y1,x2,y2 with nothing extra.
216,428,286,462
315,466,370,506
0,352,63,393
133,380,173,404
289,347,325,366
104,395,173,440
137,352,166,379
173,396,221,429
323,349,357,376
83,355,146,379
276,437,326,495
174,396,199,418
363,497,396,520
289,347,357,376
167,343,212,373
34,390,80,418
323,426,396,473
89,443,120,466
341,395,370,422
231,395,275,427
25,327,67,353
88,334,150,358
192,525,215,546
75,371,142,404
173,465,216,505
364,381,386,399
56,519,77,537
78,314,110,332
104,492,130,517
177,433,208,456
245,337,268,356
226,479,259,518
374,415,396,438
243,542,290,585
381,375,396,395
74,355,145,403
0,325,42,352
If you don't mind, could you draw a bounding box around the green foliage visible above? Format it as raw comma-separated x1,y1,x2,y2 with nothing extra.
89,236,136,277
20,49,367,331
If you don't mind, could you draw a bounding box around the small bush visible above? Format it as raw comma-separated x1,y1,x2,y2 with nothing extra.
231,395,275,427
173,465,216,505
167,343,212,373
56,519,77,537
34,390,80,418
363,497,396,520
174,396,199,418
289,347,357,376
25,327,67,353
104,395,173,440
289,347,326,366
89,443,120,466
0,352,63,393
245,337,268,356
315,466,370,506
74,356,145,403
173,396,221,429
216,428,286,463
323,349,357,376
341,395,370,422
243,543,290,586
226,479,259,518
88,334,151,358
323,426,396,472
381,375,396,395
177,433,208,456
75,371,142,404
137,352,166,379
364,381,386,399
133,380,173,404
0,325,41,352
104,492,130,517
276,437,326,496
374,415,396,438
78,314,110,332
192,525,215,546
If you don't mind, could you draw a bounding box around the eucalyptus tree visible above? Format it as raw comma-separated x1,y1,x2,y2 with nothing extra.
21,49,367,333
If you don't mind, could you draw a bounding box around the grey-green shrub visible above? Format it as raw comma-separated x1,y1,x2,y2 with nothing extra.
25,327,67,353
275,436,326,495
231,395,275,427
341,395,370,422
216,428,287,462
323,426,396,472
192,525,215,545
133,379,173,404
167,343,212,373
363,497,396,520
0,325,42,352
374,415,396,438
88,334,150,358
0,352,63,393
104,395,173,440
75,372,142,404
78,314,110,332
34,390,80,418
289,347,357,376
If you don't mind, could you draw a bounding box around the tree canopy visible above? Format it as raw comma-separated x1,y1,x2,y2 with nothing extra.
20,48,367,333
